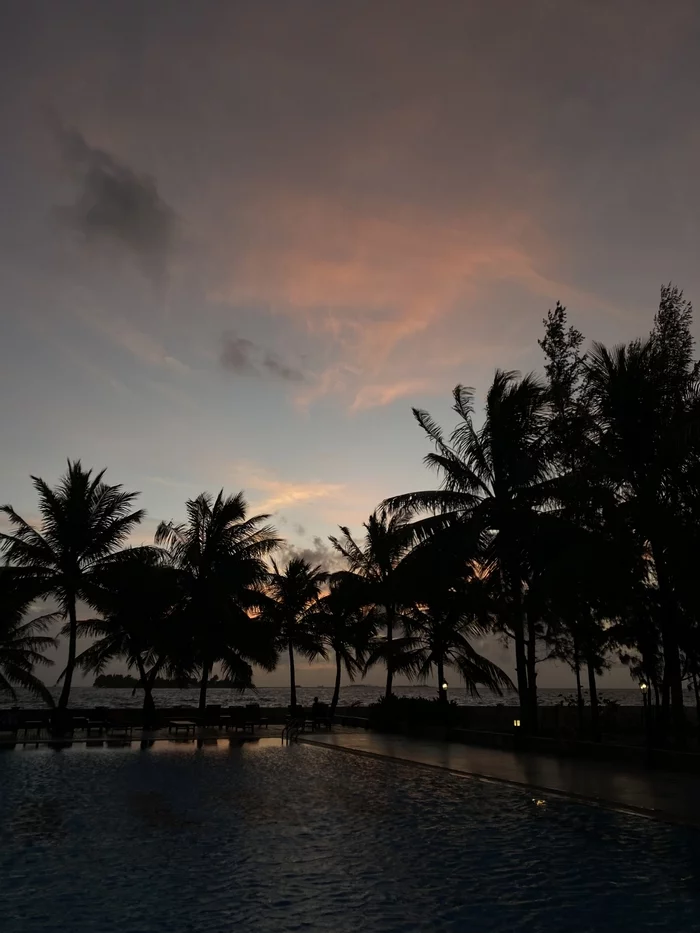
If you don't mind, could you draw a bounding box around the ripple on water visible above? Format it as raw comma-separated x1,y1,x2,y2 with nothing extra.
0,742,699,933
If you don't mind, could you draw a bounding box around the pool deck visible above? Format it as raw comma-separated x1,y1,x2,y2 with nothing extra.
301,728,700,828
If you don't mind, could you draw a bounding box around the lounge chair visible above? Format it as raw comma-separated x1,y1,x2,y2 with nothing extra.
245,704,268,730
105,712,134,737
224,707,243,731
204,705,222,728
308,702,332,732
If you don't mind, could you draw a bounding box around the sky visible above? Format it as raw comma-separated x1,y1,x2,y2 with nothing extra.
2,0,700,691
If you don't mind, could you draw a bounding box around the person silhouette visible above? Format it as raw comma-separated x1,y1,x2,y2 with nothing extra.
311,696,320,721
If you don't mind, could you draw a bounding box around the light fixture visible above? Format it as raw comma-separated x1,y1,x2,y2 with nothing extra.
442,682,448,691
513,719,521,728
534,799,546,807
640,682,649,692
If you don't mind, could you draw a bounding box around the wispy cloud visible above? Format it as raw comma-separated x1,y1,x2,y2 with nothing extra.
248,475,345,514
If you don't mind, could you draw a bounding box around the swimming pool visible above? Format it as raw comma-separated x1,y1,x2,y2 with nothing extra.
0,739,698,932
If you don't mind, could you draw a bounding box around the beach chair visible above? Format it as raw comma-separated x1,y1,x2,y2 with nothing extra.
245,703,268,730
205,704,222,728
225,707,247,732
105,711,134,737
311,702,332,732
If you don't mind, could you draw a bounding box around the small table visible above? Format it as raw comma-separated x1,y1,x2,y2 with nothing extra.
168,719,197,735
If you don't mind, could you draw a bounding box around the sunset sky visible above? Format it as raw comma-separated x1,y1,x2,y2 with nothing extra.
3,0,700,688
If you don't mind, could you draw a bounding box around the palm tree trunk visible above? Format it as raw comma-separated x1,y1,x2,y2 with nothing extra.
526,613,538,734
586,655,600,741
650,540,685,745
385,605,394,700
573,635,584,733
507,565,530,731
437,654,447,704
136,658,158,727
58,597,78,712
198,660,210,711
331,650,342,717
288,639,297,709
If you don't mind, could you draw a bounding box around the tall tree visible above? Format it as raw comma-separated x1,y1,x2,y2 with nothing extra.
155,491,279,710
383,373,552,730
394,544,512,703
305,575,373,716
69,549,183,724
330,509,417,699
261,557,327,709
0,461,144,710
585,332,700,744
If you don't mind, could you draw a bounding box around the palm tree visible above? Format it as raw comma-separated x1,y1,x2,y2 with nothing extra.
0,569,56,706
0,461,144,710
155,491,280,711
330,509,417,700
382,373,552,731
305,575,374,716
261,557,327,709
68,549,182,724
391,536,512,703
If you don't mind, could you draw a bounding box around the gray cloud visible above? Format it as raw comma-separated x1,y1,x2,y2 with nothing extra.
277,535,345,572
54,125,176,282
220,331,305,382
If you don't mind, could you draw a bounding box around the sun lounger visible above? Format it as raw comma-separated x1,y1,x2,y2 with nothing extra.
168,719,197,735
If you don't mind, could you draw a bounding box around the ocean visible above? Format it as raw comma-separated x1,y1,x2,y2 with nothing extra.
1,684,647,709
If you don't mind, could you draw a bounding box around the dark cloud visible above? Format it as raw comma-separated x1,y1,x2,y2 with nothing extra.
220,331,305,382
54,125,176,281
220,333,258,375
262,352,305,383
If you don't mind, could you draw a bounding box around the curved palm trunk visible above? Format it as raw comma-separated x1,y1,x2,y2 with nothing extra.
58,597,78,711
384,604,395,700
331,650,342,717
198,660,210,711
288,639,297,709
136,657,158,727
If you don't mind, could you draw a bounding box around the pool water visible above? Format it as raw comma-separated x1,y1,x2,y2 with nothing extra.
0,739,699,932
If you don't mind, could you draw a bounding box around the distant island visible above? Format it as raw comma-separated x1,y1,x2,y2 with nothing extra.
93,674,248,689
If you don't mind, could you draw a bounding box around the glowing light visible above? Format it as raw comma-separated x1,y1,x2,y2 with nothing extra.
513,719,521,728
534,799,546,807
442,682,448,691
640,682,649,692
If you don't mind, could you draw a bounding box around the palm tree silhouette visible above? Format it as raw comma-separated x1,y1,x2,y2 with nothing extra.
0,569,57,705
383,374,551,730
306,575,373,716
155,491,280,710
0,461,144,710
68,548,182,723
393,540,512,703
330,509,417,700
261,557,327,709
